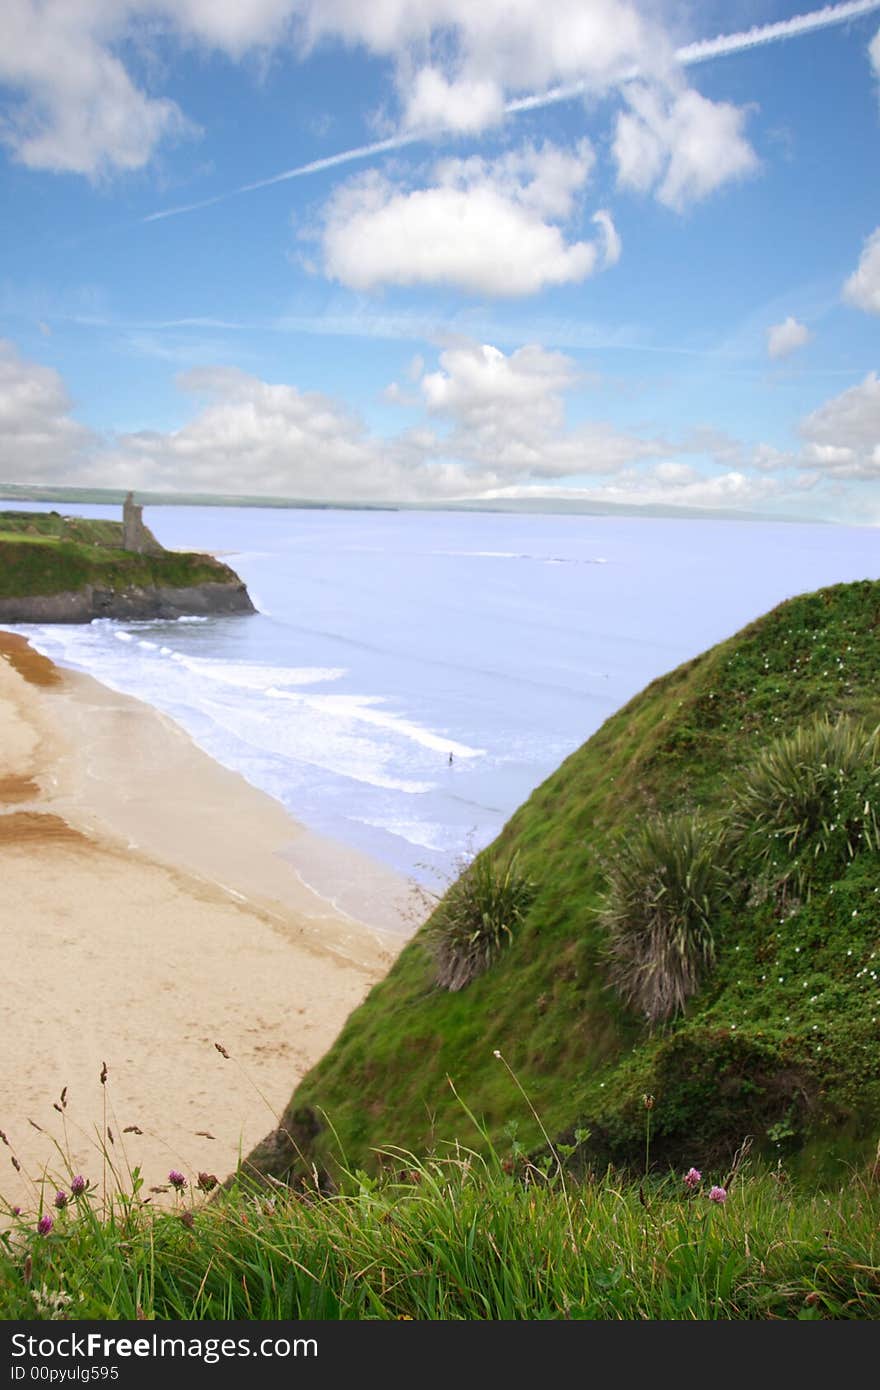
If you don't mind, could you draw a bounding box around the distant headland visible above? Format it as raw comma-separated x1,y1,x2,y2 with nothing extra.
0,495,255,622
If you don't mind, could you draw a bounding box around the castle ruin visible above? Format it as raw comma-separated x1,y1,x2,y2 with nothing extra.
122,492,163,555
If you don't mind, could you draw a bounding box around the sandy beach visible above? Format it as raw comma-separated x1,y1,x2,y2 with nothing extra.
0,631,416,1213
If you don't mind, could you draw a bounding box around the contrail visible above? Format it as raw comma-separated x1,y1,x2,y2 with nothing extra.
144,0,880,224
677,0,880,65
142,134,417,222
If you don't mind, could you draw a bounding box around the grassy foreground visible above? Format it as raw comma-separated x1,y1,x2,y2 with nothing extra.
2,1140,880,1320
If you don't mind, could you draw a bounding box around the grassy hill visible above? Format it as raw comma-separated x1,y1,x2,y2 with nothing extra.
248,577,880,1186
0,510,229,598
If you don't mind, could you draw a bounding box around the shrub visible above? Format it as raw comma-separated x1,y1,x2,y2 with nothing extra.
730,715,880,902
599,813,732,1025
426,852,536,991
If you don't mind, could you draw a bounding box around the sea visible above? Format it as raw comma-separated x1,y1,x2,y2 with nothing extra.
4,502,878,891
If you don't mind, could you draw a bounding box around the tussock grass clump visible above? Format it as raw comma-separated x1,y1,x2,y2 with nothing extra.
427,852,535,991
731,715,880,902
599,813,732,1024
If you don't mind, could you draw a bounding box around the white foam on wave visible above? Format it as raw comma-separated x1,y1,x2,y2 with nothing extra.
113,630,134,643
176,654,346,691
269,687,483,758
183,686,437,797
432,549,521,559
358,814,449,851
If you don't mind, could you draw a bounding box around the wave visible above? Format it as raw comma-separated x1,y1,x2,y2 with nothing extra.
431,549,610,565
172,653,347,692
357,814,451,852
267,687,485,759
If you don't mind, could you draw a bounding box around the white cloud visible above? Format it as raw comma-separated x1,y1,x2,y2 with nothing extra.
318,143,616,296
0,2,193,176
767,315,811,359
401,69,505,133
0,0,765,225
103,366,475,499
299,0,669,129
0,338,666,498
0,339,94,480
798,372,880,478
591,210,622,267
159,0,297,56
414,340,662,476
750,442,794,472
843,226,880,314
871,26,880,77
9,332,874,514
485,468,782,512
613,81,759,210
0,0,303,175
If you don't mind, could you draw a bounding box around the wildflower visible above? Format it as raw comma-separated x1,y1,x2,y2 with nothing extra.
643,1094,655,1111
11,1206,21,1216
37,1215,53,1236
684,1167,701,1190
709,1186,727,1205
53,1191,67,1209
168,1170,187,1191
178,1211,195,1229
493,1050,501,1059
70,1175,87,1197
33,1284,73,1318
196,1172,218,1193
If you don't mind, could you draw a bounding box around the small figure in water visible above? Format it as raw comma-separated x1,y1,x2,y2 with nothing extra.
448,751,454,765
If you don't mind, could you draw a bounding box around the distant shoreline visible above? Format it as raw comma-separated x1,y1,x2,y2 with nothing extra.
0,486,830,525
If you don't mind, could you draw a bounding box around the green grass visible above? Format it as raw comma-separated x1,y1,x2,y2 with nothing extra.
0,534,232,598
0,510,127,546
3,1154,879,1320
245,579,880,1187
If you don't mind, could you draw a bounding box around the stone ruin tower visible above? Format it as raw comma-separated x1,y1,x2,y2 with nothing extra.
122,492,163,554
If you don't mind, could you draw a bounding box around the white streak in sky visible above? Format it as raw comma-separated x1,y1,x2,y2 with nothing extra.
677,0,880,65
143,0,880,224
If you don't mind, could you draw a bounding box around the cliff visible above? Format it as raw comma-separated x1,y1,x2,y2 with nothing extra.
0,509,255,621
245,578,880,1187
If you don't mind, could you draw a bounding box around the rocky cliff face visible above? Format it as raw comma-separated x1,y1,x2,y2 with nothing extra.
0,579,255,623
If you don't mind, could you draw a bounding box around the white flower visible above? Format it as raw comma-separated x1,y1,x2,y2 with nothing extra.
32,1285,74,1319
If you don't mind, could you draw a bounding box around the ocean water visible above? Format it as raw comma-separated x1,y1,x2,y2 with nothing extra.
5,502,878,888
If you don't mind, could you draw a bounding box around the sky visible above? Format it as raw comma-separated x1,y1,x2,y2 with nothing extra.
1,1,879,522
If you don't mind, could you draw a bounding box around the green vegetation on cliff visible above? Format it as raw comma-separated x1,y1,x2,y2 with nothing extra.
0,510,230,599
249,578,880,1185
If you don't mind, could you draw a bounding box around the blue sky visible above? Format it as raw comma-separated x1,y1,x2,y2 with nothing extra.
1,1,879,521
